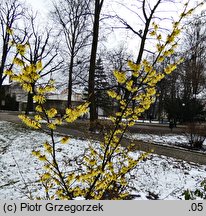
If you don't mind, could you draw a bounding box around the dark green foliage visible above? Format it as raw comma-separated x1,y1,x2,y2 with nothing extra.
84,58,113,117
164,97,205,123
94,58,112,116
184,180,206,200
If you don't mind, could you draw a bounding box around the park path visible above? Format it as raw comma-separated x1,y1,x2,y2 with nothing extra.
1,111,206,165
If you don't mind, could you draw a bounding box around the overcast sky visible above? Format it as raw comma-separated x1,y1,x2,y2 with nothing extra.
26,0,49,11
24,0,206,55
21,0,206,64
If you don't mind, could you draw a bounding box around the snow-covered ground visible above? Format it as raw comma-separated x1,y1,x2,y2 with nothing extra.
127,133,206,150
0,121,206,200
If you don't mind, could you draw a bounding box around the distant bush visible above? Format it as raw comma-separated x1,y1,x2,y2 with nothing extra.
185,122,206,149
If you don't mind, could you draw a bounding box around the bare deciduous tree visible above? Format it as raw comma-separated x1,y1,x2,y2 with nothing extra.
19,13,63,114
52,0,91,108
0,0,25,107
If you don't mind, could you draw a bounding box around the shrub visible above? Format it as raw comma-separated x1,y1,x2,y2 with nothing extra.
6,1,201,200
185,122,206,149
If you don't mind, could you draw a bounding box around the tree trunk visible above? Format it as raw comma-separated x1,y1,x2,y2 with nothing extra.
0,82,3,110
88,0,103,131
25,92,34,115
25,83,35,114
67,55,74,108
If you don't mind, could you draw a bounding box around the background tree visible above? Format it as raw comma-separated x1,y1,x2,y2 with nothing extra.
104,46,133,113
94,57,112,116
161,12,206,123
114,1,205,123
0,0,25,108
52,0,91,108
14,13,63,114
88,0,104,131
180,14,206,121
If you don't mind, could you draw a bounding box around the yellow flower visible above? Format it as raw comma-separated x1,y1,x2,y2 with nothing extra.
164,64,177,75
152,22,159,31
166,35,175,43
44,142,51,150
149,30,156,36
13,57,24,66
113,70,127,84
156,44,165,52
107,90,117,99
39,155,47,161
47,123,56,130
16,44,26,56
4,69,13,76
142,59,149,66
156,73,165,81
35,105,43,112
54,118,63,126
22,83,33,93
126,80,133,91
60,136,70,144
157,56,164,63
128,61,141,72
18,115,41,129
128,121,135,127
36,61,42,70
43,142,52,153
36,87,45,94
32,150,41,157
6,27,13,35
132,71,139,77
33,95,46,104
34,115,42,121
147,88,156,96
144,64,153,73
47,108,58,118
157,34,162,40
65,103,89,123
45,85,56,93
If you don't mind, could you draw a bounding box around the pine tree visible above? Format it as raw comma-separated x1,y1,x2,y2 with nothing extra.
94,58,112,116
83,58,112,117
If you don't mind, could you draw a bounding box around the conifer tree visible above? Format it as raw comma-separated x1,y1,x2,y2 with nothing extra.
94,58,112,116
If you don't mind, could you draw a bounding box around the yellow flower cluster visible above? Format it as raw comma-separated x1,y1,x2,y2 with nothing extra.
36,85,56,94
3,69,13,76
47,123,56,130
18,115,41,129
43,142,53,154
10,60,42,92
64,102,89,123
16,44,27,56
46,108,58,118
113,70,127,84
107,90,117,99
164,63,177,75
126,80,134,92
33,95,46,104
13,57,24,66
35,105,43,112
71,138,152,199
41,172,52,181
32,150,41,157
34,114,42,121
128,60,141,72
